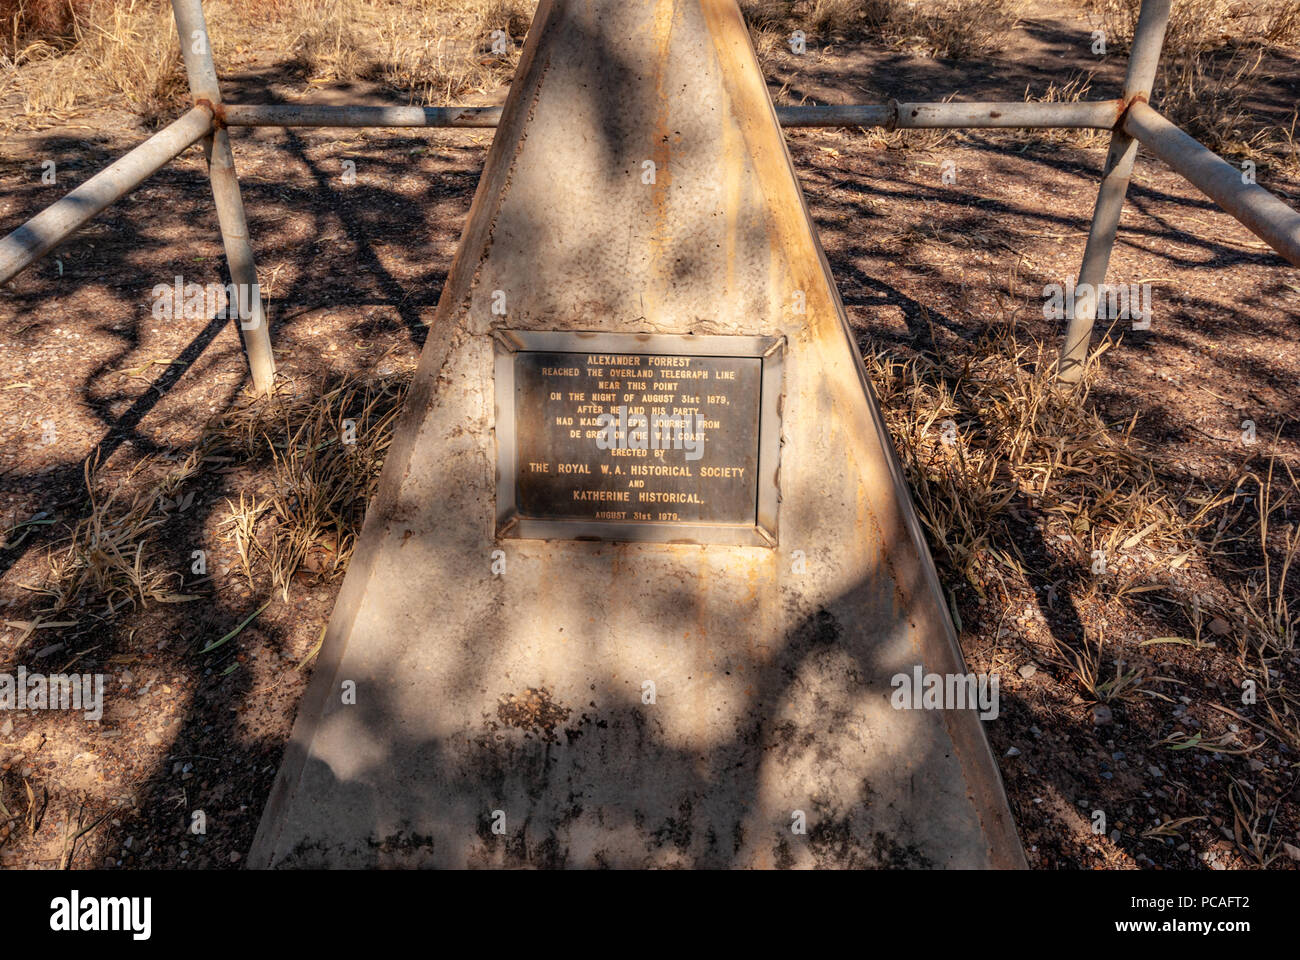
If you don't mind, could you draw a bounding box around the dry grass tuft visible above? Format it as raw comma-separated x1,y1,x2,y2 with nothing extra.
210,373,406,600
0,0,538,131
865,317,1187,590
1017,74,1111,149
864,304,1300,761
28,372,410,618
1229,453,1298,660
36,451,205,616
3,0,189,129
742,0,863,38
859,0,1020,59
1,0,89,53
371,0,534,104
1227,778,1286,866
742,0,1018,58
288,0,369,83
1089,0,1300,54
1086,0,1300,170
1061,632,1152,704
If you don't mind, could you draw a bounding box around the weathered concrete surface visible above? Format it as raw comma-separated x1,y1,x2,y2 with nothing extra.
249,0,1025,869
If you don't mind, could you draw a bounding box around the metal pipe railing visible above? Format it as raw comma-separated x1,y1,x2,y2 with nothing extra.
860,100,1121,129
4,0,1299,400
220,100,1122,130
0,106,213,285
1123,102,1300,266
172,0,274,394
0,98,1129,292
1058,0,1172,383
222,104,503,127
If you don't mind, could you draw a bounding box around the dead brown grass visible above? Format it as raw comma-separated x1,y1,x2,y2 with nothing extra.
860,0,1020,58
0,0,537,132
210,373,405,600
864,299,1300,765
370,0,534,104
741,0,863,38
1085,0,1300,170
28,370,406,616
742,0,1018,57
2,0,191,129
1,0,89,53
1017,74,1111,150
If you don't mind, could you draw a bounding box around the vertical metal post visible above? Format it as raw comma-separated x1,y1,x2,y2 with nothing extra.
1057,0,1172,383
170,0,274,393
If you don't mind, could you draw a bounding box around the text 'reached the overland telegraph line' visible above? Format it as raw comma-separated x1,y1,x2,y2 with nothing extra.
513,350,761,525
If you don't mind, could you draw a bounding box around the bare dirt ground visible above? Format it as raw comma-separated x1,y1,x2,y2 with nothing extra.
1,2,1298,869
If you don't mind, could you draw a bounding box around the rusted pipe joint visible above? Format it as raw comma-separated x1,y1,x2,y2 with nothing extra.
196,98,227,130
1114,92,1148,130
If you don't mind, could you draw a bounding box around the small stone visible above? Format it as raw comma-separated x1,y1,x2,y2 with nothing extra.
1005,746,1021,758
1110,830,1121,843
1208,617,1231,636
0,718,12,737
1148,765,1164,778
1018,663,1038,680
1092,704,1113,725
230,851,241,863
1283,842,1300,862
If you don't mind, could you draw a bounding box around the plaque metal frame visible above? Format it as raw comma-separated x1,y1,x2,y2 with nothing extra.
494,330,784,546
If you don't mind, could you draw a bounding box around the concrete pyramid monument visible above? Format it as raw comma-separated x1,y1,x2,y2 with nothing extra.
250,0,1025,868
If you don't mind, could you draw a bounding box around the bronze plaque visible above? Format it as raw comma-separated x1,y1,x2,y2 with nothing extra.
495,331,783,546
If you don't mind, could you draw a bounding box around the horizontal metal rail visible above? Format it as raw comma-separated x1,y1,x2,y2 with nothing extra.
5,99,1298,315
783,100,1122,129
1123,100,1300,267
0,106,214,284
221,100,1123,130
222,104,503,128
